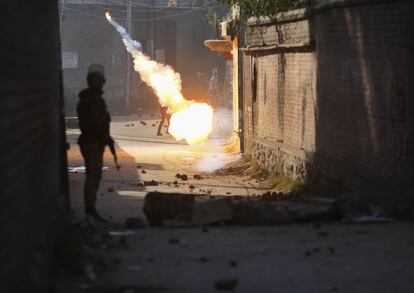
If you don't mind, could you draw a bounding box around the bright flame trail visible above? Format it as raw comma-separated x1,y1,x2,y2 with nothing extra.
106,12,213,145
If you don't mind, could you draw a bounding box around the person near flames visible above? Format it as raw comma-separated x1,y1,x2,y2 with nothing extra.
208,68,220,107
77,64,112,222
156,105,171,136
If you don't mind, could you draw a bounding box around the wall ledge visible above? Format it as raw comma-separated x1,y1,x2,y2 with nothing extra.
247,0,403,26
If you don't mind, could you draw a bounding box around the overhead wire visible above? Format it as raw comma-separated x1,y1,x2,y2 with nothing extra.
91,0,194,13
64,0,221,22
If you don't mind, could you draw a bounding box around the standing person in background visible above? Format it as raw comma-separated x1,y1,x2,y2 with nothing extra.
208,68,220,107
77,64,112,222
157,105,171,136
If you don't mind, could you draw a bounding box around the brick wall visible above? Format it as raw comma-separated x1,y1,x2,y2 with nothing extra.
242,0,414,195
0,1,68,292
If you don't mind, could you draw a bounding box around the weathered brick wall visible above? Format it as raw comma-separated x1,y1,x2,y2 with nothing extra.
243,8,316,179
0,1,68,292
242,0,414,194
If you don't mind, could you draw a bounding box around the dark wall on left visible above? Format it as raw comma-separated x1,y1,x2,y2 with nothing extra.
0,1,69,292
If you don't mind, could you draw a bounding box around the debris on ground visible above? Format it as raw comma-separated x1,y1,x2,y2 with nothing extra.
143,192,336,226
136,165,142,169
138,180,159,187
141,170,147,174
107,187,114,192
175,173,188,181
214,278,238,291
108,231,135,237
189,185,195,189
193,174,203,180
333,194,394,223
140,121,147,126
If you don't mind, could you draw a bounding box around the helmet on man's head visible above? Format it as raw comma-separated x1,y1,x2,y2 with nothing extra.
87,64,106,88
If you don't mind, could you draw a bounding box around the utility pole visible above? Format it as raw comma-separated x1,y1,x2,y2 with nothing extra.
60,0,65,33
151,0,156,59
126,0,132,109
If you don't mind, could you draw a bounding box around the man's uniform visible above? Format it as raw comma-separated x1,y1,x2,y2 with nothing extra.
77,83,111,220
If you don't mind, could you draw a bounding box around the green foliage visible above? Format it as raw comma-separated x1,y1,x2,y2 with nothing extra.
194,0,230,37
218,0,303,21
267,173,303,191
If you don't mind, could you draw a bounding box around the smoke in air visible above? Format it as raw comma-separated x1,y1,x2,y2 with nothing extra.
105,12,213,145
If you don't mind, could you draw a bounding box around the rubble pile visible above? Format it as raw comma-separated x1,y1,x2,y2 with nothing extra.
143,192,336,227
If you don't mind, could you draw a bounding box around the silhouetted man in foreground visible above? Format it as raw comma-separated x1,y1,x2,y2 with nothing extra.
77,64,111,222
156,105,171,136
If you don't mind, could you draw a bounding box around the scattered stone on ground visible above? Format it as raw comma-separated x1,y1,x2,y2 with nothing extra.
141,170,146,174
107,187,114,192
175,173,188,181
138,180,159,187
193,174,203,180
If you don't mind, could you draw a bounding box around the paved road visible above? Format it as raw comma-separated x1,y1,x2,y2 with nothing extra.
67,109,264,223
65,112,414,293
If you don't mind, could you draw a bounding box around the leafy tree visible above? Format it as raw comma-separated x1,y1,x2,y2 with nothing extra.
193,0,231,38
217,0,305,21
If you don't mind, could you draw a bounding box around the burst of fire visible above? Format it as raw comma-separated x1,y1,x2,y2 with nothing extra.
105,12,213,145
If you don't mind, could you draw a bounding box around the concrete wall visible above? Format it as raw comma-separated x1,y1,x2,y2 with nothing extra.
61,4,226,115
0,1,69,292
242,0,414,196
